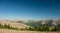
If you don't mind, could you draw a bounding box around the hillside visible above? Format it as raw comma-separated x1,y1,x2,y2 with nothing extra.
0,20,30,29
0,20,60,31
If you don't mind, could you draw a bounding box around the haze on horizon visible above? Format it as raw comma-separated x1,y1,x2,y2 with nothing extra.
0,0,60,20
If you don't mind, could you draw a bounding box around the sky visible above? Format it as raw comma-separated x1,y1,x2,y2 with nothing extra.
0,0,60,20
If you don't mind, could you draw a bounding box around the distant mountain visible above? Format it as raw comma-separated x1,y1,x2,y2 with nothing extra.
21,20,60,27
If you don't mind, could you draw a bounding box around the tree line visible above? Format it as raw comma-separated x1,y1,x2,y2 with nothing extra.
0,23,60,31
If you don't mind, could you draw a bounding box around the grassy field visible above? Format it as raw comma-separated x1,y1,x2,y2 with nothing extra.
0,29,60,33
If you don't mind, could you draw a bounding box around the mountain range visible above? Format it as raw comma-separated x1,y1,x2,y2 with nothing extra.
0,19,60,28
20,20,60,27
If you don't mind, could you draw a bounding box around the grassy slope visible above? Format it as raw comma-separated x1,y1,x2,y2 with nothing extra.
0,29,59,33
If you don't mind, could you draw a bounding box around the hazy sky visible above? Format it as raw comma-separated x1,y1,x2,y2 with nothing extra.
0,0,60,20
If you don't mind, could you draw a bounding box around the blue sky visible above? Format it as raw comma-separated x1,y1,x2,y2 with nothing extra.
0,0,60,20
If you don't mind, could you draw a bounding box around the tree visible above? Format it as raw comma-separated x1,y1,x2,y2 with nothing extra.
7,24,10,29
0,23,3,28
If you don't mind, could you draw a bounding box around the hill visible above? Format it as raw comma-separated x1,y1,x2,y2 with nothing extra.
0,20,30,29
